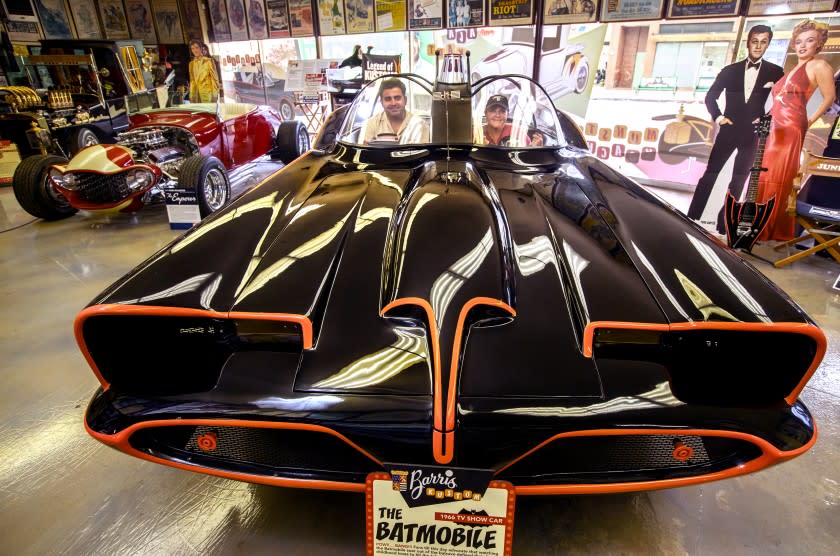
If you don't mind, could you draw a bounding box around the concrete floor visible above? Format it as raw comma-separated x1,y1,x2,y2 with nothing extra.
1,177,839,555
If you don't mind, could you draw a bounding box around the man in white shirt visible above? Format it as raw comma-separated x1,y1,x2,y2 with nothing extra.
363,78,430,144
687,24,784,233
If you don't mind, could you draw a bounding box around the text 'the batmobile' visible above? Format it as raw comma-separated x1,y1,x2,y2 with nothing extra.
78,53,825,495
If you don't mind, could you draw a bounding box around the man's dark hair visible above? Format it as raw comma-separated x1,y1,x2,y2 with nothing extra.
747,24,773,42
378,78,406,98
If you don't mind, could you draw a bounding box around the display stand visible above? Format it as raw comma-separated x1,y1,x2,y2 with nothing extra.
295,91,330,136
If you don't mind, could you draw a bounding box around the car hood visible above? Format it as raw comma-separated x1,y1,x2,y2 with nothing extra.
57,144,137,173
86,148,814,398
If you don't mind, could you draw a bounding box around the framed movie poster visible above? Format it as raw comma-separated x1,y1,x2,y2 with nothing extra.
179,0,204,41
152,0,184,44
227,0,250,40
346,0,375,33
667,0,739,17
71,0,102,39
34,0,74,39
375,0,406,32
266,0,291,37
599,0,663,21
408,0,442,30
245,0,269,39
289,0,315,36
207,0,232,42
544,0,597,25
745,0,836,16
99,0,131,39
447,0,483,28
316,0,346,36
124,0,157,43
488,0,533,26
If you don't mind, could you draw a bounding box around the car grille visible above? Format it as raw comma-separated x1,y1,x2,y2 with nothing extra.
129,424,383,482
77,172,130,203
496,433,762,484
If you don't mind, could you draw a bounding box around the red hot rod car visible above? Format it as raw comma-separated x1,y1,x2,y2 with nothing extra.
12,95,309,220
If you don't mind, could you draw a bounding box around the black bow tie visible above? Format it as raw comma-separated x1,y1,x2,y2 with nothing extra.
747,61,760,70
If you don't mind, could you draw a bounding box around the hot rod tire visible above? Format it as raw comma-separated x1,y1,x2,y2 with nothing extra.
273,120,310,164
278,99,295,121
12,154,77,220
179,155,230,218
68,127,99,154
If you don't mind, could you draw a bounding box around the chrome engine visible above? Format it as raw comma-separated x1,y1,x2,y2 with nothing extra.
116,126,199,182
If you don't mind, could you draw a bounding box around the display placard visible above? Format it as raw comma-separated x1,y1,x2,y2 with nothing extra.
346,0,376,33
289,0,316,36
316,0,347,35
245,0,269,39
266,0,292,37
543,0,598,24
207,0,233,42
599,0,663,22
34,0,74,39
447,0,484,28
668,0,740,18
375,0,407,31
408,0,443,29
226,0,250,40
366,467,515,556
488,0,534,26
745,0,836,16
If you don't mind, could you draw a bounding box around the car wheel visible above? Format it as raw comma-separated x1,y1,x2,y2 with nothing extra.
179,155,230,217
574,60,590,94
12,154,77,220
273,120,310,164
68,127,99,154
279,99,295,121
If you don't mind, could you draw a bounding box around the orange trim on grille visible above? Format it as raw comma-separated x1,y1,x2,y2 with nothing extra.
84,417,381,493
75,304,314,389
498,426,818,495
582,320,826,404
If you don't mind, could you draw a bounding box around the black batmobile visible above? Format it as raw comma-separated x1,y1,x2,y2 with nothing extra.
78,54,825,496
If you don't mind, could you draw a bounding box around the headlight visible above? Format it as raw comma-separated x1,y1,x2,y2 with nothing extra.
125,168,154,191
49,169,79,190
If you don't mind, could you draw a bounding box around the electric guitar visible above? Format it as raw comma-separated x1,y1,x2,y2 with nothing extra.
724,114,774,251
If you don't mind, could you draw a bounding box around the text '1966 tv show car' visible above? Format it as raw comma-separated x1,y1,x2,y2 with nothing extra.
12,91,309,221
77,53,824,498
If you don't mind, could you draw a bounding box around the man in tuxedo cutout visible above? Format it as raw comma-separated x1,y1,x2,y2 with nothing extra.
687,25,783,233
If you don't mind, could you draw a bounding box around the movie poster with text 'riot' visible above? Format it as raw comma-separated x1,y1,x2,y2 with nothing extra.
366,469,515,556
488,0,533,26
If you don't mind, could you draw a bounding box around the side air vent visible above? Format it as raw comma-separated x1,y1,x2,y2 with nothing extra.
82,315,303,395
592,328,817,407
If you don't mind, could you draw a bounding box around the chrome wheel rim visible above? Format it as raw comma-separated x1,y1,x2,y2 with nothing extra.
202,168,228,211
81,130,98,147
297,128,310,154
280,102,294,120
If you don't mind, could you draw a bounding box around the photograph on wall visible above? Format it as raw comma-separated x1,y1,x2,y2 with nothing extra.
289,0,315,36
447,0,483,28
207,0,233,42
346,0,375,33
316,0,347,36
543,0,597,24
99,0,131,39
152,0,184,43
71,0,102,39
227,0,250,40
124,0,157,44
179,0,204,41
488,0,533,26
266,0,291,37
34,0,74,39
375,0,406,31
245,0,269,39
746,0,836,16
667,0,739,18
408,0,442,30
599,0,663,22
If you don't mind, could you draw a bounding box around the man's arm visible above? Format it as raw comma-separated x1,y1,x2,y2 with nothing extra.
704,65,730,122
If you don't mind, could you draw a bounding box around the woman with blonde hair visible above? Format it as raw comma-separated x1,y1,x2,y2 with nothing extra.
756,19,835,241
188,39,221,103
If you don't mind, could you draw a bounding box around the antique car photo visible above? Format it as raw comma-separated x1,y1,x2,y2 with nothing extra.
0,39,152,160
12,93,310,220
77,53,824,496
222,67,298,121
